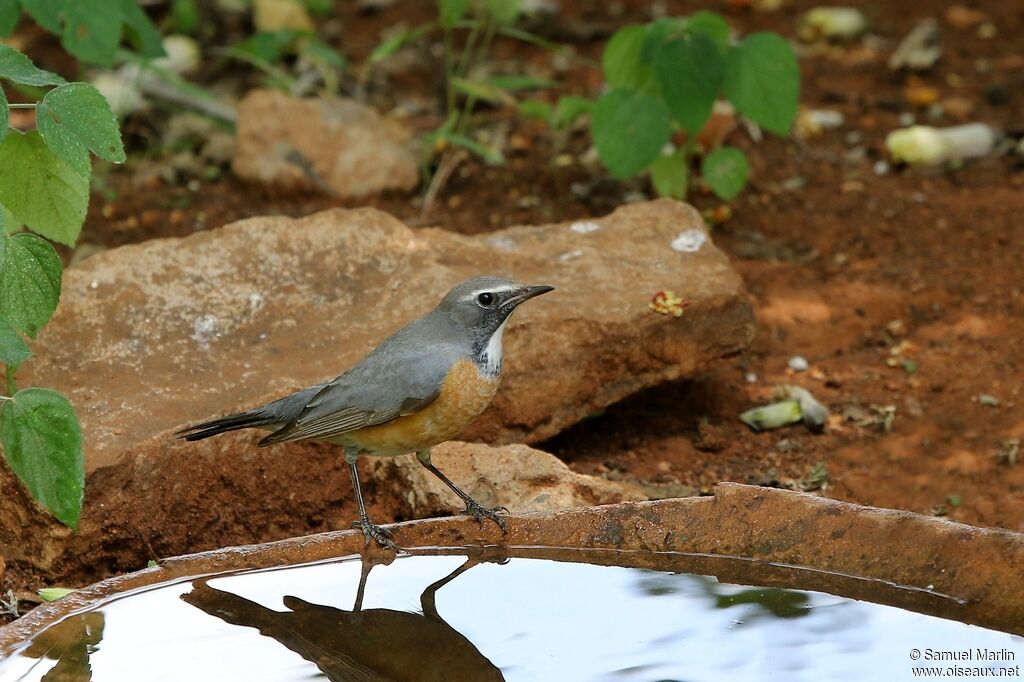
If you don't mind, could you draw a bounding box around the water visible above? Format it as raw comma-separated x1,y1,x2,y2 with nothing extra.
1,549,1020,682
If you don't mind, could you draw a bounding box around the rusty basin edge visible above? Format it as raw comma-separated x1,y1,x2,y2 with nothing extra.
2,483,1022,653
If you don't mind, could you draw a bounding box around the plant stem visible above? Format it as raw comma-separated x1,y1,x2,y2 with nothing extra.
6,103,37,109
443,24,456,117
455,15,496,135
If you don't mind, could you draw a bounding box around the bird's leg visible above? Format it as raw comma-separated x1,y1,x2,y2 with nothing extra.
346,449,395,549
415,449,509,533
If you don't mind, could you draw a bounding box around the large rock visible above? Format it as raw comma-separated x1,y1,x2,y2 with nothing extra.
1,200,754,578
369,442,645,517
232,89,419,197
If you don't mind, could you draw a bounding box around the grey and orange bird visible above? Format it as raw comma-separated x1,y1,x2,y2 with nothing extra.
176,276,554,547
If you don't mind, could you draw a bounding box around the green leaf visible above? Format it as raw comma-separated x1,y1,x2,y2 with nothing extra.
0,388,84,529
171,0,200,33
37,82,126,175
650,152,688,200
0,131,89,245
591,88,671,179
38,587,76,602
517,99,552,122
439,132,505,165
602,25,657,93
654,33,724,134
551,95,592,128
301,36,347,70
0,0,18,36
233,30,300,62
439,0,469,29
686,10,731,50
485,0,518,25
29,0,124,67
0,205,20,234
19,0,60,33
451,77,513,105
301,0,331,17
701,146,749,200
0,319,32,367
640,17,688,61
724,32,799,136
0,232,62,337
368,24,433,64
119,0,166,58
485,74,552,91
0,44,66,86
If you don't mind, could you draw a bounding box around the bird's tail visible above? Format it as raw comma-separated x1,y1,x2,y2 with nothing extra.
176,409,275,441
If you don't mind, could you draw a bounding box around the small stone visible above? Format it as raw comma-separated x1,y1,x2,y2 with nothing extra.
788,356,810,372
372,442,645,516
886,319,907,337
941,96,974,122
253,0,314,31
978,394,1000,407
905,83,941,107
233,90,418,198
944,5,986,30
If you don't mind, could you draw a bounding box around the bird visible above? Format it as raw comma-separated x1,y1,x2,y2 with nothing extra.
176,275,554,547
181,556,505,681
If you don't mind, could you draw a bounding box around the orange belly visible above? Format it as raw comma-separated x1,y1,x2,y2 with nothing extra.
340,358,499,456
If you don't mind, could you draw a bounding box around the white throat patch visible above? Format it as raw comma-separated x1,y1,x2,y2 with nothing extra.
480,319,507,376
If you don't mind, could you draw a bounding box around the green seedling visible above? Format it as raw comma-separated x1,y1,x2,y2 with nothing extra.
38,587,76,602
591,11,799,200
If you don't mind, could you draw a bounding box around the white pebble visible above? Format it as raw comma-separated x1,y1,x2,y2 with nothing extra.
745,372,758,384
570,220,601,234
558,249,584,263
488,236,517,251
788,356,810,372
671,229,707,253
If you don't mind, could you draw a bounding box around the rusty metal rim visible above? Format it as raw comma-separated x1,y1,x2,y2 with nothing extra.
2,484,1022,654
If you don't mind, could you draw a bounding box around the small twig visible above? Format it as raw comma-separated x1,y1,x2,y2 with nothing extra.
6,103,36,109
420,148,467,220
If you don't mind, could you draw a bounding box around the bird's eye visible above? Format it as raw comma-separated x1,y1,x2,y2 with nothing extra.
476,292,495,307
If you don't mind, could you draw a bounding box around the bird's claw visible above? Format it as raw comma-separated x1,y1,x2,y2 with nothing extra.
352,518,396,549
463,500,510,534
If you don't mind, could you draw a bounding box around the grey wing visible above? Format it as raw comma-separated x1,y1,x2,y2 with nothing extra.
257,344,456,446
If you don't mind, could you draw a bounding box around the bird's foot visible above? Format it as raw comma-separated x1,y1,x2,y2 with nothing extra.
462,500,510,534
352,517,396,549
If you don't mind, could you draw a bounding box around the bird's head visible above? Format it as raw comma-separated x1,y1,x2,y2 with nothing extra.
436,275,554,353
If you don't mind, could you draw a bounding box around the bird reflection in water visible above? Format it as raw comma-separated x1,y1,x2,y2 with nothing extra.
181,553,506,682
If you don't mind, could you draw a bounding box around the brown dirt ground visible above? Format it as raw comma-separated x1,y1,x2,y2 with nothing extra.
2,0,1024,617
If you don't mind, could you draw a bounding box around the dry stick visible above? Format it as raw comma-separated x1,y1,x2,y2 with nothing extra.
420,148,468,220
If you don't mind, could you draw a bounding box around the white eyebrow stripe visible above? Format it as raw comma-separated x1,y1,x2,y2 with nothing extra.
462,285,518,301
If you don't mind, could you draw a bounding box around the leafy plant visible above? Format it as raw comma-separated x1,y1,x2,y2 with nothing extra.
220,29,348,95
0,0,165,66
591,11,799,200
0,42,127,529
369,0,561,167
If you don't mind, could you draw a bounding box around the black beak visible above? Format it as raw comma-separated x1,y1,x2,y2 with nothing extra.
507,284,555,308
524,284,555,299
